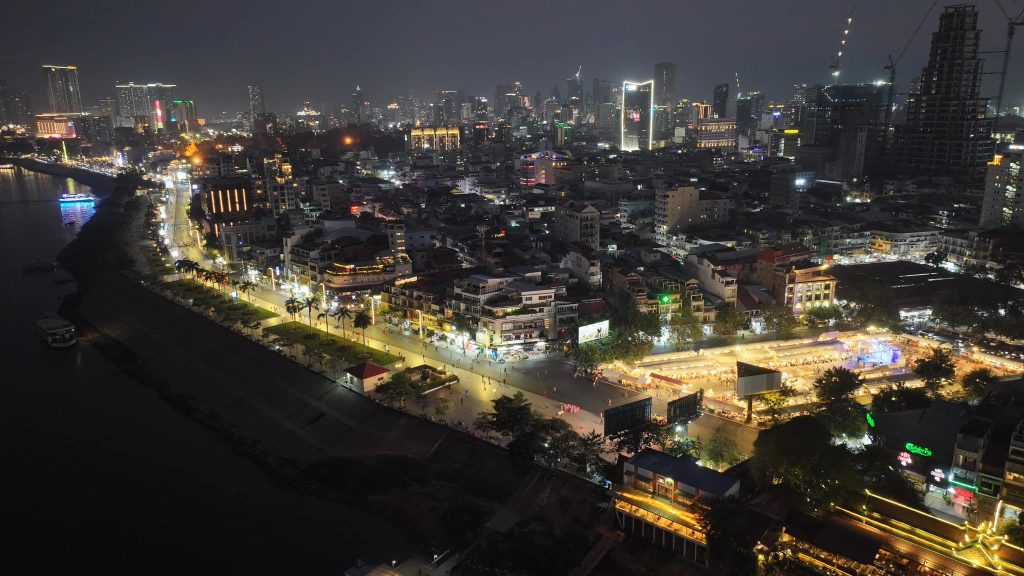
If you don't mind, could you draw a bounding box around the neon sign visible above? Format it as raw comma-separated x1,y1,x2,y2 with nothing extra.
930,468,945,483
905,442,932,457
865,412,875,428
898,452,912,467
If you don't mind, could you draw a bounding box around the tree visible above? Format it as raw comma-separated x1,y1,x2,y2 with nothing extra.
375,372,419,408
813,366,863,405
757,384,795,424
751,415,860,512
317,310,335,340
474,392,538,440
237,279,257,303
702,429,741,470
667,306,702,350
698,497,757,575
1002,513,1024,547
569,431,606,475
536,418,579,469
714,304,749,337
353,310,372,354
334,306,352,339
818,399,867,440
610,419,670,455
854,444,923,506
924,250,947,268
284,296,301,322
763,304,798,339
961,367,996,401
665,436,703,459
802,304,844,327
913,347,956,392
872,382,932,413
301,296,320,335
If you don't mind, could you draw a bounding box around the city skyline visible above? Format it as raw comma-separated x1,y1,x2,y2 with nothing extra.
3,0,1024,114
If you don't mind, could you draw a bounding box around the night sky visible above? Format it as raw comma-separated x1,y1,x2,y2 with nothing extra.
3,0,1024,116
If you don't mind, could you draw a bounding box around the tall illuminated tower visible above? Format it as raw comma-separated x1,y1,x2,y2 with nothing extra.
248,83,265,127
620,80,654,151
43,65,83,114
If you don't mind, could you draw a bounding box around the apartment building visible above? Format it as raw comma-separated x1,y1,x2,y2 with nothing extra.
556,201,600,250
755,244,836,314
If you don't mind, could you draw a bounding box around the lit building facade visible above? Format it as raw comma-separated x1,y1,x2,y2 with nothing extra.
620,80,653,151
43,65,83,114
409,126,460,150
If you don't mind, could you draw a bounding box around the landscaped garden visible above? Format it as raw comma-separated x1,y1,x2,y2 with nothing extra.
264,321,401,367
163,279,276,325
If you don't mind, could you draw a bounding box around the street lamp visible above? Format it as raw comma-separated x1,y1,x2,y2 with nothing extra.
267,267,276,291
319,282,327,309
418,309,424,338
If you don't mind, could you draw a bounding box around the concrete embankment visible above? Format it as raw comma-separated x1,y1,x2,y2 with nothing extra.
2,157,118,195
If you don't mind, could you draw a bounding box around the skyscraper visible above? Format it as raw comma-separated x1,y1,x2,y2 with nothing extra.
654,63,676,108
115,83,175,130
654,63,677,140
0,78,8,125
900,5,994,187
736,91,765,141
712,83,729,119
621,80,654,152
351,86,367,124
248,83,265,127
43,65,83,114
8,92,31,126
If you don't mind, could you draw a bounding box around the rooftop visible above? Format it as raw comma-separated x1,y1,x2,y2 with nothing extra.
628,449,739,497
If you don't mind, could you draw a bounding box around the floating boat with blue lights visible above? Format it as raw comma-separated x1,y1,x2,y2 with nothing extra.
59,193,95,203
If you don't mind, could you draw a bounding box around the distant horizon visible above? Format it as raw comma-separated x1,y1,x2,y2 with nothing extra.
3,0,1024,116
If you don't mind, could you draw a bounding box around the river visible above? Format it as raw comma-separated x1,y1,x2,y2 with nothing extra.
0,168,407,572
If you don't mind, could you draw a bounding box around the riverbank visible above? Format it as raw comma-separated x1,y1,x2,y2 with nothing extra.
33,160,578,570
1,157,119,196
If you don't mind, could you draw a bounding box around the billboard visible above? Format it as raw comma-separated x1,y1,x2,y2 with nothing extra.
603,397,652,436
735,362,782,397
667,389,704,425
578,320,610,344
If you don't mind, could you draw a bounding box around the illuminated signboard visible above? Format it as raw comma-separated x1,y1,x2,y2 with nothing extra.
154,99,164,130
865,412,875,428
905,442,932,457
898,452,912,466
579,320,610,344
930,468,945,483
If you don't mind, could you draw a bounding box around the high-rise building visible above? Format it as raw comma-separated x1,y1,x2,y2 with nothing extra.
566,67,583,104
900,5,994,187
654,63,677,140
0,78,8,125
114,82,175,130
592,78,612,104
621,80,654,152
980,151,1024,228
712,83,729,119
247,83,265,127
351,86,367,124
654,63,676,108
435,90,458,125
170,100,198,132
736,91,765,142
43,65,83,114
8,92,31,126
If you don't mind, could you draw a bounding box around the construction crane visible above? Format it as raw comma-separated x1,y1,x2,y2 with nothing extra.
992,0,1024,117
883,1,938,156
828,4,856,82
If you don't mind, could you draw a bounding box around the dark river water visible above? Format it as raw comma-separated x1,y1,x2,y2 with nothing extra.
0,168,406,573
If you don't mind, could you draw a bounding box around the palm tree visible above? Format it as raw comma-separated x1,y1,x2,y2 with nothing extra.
238,280,256,303
353,310,372,355
285,296,301,322
334,307,352,339
301,296,320,335
317,310,333,341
